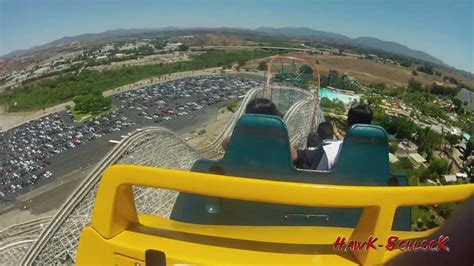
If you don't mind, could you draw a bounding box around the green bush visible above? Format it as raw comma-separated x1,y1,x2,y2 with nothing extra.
73,93,111,114
320,97,346,115
226,100,238,112
389,142,399,153
428,158,450,177
257,61,268,71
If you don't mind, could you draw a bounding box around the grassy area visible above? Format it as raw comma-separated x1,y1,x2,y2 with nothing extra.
244,36,291,47
231,72,265,81
70,106,116,122
1,50,276,112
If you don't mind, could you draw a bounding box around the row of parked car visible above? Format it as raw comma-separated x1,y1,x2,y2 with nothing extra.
0,112,134,197
0,75,262,198
116,75,261,123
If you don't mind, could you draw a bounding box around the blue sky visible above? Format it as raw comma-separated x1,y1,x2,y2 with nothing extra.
1,0,473,72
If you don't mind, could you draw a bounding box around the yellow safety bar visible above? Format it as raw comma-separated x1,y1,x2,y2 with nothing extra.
77,165,474,265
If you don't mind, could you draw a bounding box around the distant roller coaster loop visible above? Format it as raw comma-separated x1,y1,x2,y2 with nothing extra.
265,55,321,133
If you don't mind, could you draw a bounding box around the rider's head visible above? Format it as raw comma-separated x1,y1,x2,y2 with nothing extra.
347,103,373,128
245,98,283,118
317,121,334,141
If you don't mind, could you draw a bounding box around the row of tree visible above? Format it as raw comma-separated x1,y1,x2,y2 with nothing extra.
320,97,346,115
73,91,112,114
373,111,445,161
320,70,362,92
370,79,471,130
1,50,275,112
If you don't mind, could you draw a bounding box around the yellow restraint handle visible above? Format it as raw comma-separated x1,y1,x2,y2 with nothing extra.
91,165,474,265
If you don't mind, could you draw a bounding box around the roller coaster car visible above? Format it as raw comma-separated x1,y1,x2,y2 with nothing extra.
76,114,474,265
172,114,411,230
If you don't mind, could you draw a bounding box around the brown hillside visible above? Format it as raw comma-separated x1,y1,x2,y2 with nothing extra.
285,52,474,88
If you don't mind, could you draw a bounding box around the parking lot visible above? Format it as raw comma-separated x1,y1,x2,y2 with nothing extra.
0,112,135,198
0,75,261,199
114,75,259,123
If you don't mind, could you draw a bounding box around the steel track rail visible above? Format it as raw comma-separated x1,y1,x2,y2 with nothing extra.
21,127,177,264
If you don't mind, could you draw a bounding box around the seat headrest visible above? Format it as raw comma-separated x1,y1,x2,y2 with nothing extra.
223,114,294,176
344,124,388,144
332,124,390,184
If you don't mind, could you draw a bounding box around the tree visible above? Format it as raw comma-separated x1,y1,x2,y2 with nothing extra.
412,70,418,76
464,138,474,160
370,82,388,92
390,157,428,185
320,97,345,115
178,44,189,51
446,134,460,148
302,81,312,90
408,78,422,91
298,64,314,84
444,76,459,86
389,142,399,153
226,100,237,112
73,93,111,114
394,118,416,139
452,97,463,113
376,116,416,140
391,157,414,172
257,61,268,71
466,159,474,182
401,61,412,67
416,127,443,158
299,64,313,75
428,158,450,177
429,83,459,96
416,64,434,75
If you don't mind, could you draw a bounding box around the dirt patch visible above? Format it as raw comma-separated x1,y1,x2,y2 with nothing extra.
0,209,57,228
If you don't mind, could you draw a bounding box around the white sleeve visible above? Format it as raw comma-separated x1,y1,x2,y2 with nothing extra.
317,141,342,171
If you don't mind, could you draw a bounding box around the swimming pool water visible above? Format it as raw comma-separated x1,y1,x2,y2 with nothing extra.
319,88,359,104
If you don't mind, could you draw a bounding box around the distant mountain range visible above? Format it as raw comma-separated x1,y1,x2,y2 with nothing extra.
1,26,448,68
254,27,350,40
254,27,446,66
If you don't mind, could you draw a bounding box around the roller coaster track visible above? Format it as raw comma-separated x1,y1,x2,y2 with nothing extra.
17,85,320,264
198,88,260,158
20,127,174,264
0,217,51,240
0,217,52,264
283,89,319,147
199,86,317,158
0,217,51,248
